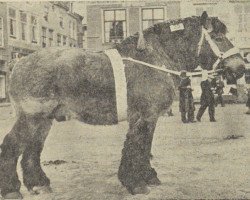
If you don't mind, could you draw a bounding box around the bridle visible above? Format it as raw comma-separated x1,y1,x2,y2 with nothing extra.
197,27,240,71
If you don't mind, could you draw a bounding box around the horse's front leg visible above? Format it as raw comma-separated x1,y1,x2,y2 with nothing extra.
143,120,161,186
20,116,53,195
118,111,159,195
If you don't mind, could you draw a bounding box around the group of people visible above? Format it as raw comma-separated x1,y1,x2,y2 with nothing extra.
178,70,225,123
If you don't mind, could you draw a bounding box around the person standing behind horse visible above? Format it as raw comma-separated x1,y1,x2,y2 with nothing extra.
196,72,216,122
178,70,195,123
215,76,225,107
245,86,250,114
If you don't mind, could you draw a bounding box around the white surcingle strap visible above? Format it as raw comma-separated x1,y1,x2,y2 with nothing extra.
104,49,128,122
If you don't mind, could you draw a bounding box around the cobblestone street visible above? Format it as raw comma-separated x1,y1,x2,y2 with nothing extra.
0,103,249,199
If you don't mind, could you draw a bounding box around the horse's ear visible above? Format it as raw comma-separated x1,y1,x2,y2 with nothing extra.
137,30,146,50
200,11,213,32
200,11,208,27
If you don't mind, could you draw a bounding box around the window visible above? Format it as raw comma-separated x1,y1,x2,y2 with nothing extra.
69,3,73,12
142,8,164,30
0,75,6,99
42,27,46,47
0,18,3,46
69,21,73,38
20,11,27,40
57,34,61,46
63,35,67,46
59,17,64,28
44,6,49,22
73,22,76,39
235,4,250,32
9,8,16,37
48,29,53,46
104,9,127,43
31,15,37,43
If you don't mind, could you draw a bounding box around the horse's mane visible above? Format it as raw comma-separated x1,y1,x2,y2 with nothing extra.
116,15,227,72
119,16,227,47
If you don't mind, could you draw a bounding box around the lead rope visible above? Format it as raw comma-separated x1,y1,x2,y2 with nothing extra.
122,57,218,77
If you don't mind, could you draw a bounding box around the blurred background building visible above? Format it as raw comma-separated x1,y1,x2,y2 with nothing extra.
0,1,84,102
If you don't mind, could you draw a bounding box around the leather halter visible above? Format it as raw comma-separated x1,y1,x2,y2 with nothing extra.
197,27,240,70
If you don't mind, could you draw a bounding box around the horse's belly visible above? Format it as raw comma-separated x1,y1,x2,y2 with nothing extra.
62,96,123,125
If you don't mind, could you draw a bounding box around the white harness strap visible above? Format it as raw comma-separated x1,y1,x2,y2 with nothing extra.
104,49,127,122
197,27,240,70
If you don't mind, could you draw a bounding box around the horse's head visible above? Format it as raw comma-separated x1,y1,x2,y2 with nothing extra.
198,11,245,83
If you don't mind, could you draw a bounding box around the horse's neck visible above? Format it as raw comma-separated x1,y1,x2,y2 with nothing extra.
117,30,200,72
116,38,180,72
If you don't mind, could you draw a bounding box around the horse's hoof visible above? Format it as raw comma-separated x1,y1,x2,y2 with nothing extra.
131,185,150,195
29,189,39,195
146,177,161,186
32,186,52,194
3,192,23,199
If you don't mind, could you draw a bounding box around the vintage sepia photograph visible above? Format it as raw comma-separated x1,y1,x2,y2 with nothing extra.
0,0,249,199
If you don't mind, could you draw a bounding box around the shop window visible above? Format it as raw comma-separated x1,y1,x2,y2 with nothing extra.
48,29,53,46
0,17,3,46
20,11,27,41
103,9,127,43
42,27,47,47
9,8,17,37
142,8,164,30
31,15,37,43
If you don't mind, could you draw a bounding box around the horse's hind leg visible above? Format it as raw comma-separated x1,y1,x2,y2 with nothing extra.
0,114,30,199
20,115,52,194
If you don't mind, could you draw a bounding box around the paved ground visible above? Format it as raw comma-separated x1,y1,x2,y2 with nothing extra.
0,103,249,200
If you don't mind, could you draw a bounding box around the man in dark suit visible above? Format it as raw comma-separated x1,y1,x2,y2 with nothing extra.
215,76,225,107
196,74,216,122
178,70,195,123
246,87,250,114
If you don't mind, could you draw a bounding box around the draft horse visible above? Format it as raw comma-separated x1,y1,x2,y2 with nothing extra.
0,12,245,199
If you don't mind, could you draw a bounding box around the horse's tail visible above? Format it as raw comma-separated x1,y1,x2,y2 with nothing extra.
8,58,20,73
9,94,19,119
8,58,24,119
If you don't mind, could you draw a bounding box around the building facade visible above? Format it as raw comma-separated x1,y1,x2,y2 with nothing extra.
0,3,8,102
0,2,84,102
83,1,180,51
